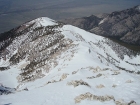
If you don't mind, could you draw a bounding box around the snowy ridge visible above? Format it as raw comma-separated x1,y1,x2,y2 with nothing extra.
0,17,140,105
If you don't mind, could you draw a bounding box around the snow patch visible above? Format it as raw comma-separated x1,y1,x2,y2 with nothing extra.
99,18,107,25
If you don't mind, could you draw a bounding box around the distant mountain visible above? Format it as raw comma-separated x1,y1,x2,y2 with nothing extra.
62,5,140,45
0,17,140,105
62,15,102,31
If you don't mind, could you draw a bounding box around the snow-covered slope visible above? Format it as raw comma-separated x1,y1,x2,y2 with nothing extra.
0,17,140,105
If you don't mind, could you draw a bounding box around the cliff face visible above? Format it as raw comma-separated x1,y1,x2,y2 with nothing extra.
62,5,140,45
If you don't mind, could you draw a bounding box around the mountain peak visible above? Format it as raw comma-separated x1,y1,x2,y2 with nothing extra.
28,17,57,26
0,17,140,105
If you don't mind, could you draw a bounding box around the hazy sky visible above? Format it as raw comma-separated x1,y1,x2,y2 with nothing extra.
1,0,140,15
0,0,140,33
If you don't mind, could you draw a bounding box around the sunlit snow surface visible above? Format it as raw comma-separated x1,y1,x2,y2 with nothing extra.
0,17,140,105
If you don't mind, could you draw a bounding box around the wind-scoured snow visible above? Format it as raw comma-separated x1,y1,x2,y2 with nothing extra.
0,17,140,105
